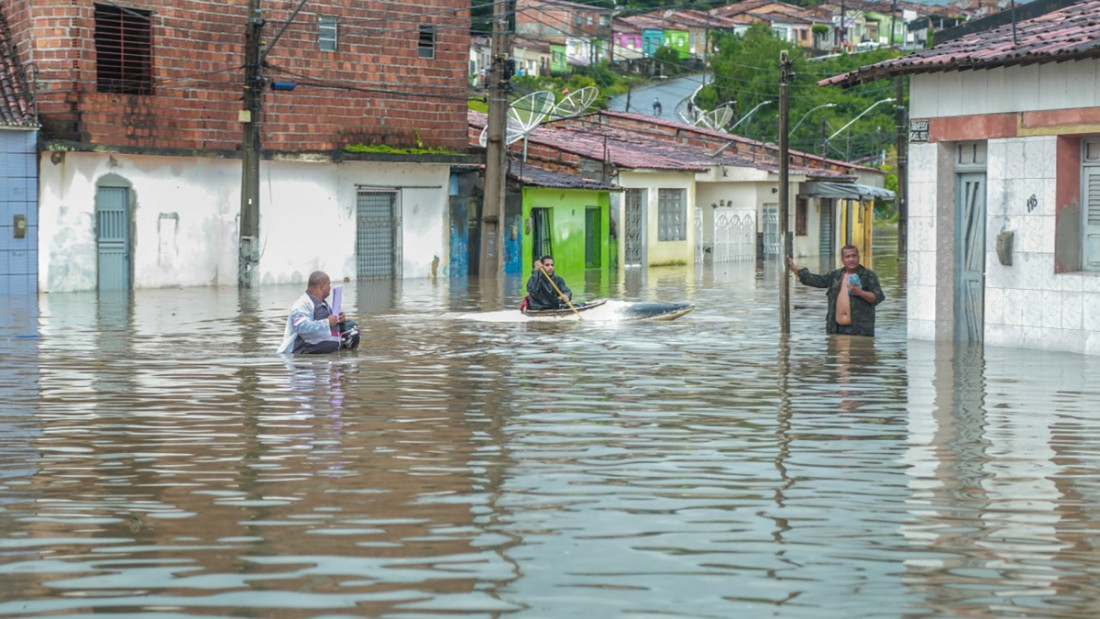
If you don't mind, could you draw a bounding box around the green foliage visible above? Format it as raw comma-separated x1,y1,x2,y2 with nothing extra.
701,24,906,161
344,143,461,156
654,46,682,76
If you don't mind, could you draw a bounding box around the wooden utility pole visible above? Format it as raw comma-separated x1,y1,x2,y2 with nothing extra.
896,76,908,257
238,0,263,288
778,51,793,334
479,0,510,279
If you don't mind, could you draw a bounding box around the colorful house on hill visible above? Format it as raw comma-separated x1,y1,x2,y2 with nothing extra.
0,7,38,296
824,0,1100,355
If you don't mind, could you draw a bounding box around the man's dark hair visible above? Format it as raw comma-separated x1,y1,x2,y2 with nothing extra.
841,244,859,253
539,254,554,263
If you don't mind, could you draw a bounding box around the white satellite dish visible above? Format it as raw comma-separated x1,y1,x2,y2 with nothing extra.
548,86,598,120
694,104,734,132
478,90,556,148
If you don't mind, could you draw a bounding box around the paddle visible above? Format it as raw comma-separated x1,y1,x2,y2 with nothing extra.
537,262,582,320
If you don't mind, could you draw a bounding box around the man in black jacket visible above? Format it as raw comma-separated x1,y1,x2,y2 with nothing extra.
525,255,572,311
787,245,885,336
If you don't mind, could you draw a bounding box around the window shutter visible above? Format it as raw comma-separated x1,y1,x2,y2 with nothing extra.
1084,167,1100,272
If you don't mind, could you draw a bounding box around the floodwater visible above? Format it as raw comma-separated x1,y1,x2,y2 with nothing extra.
3,232,1100,618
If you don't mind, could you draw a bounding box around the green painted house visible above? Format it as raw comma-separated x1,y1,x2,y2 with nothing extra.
662,29,690,60
511,163,616,286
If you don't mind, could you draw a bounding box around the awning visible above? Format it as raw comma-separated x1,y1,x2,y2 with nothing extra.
799,181,895,201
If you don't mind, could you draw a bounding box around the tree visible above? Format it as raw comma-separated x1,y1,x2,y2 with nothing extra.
702,23,904,159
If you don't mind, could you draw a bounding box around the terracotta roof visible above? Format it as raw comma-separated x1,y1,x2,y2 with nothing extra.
0,8,37,127
509,159,618,190
469,109,861,182
820,0,1100,87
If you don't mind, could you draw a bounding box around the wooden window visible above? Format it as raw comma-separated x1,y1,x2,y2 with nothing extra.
319,17,338,52
418,25,435,59
795,198,808,236
94,3,153,95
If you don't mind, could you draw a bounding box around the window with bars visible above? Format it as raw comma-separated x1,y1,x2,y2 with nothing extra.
95,3,153,95
657,188,685,241
795,198,808,236
319,17,338,51
418,25,435,59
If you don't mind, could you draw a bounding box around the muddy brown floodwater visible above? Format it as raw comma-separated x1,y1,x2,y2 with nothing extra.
3,230,1100,617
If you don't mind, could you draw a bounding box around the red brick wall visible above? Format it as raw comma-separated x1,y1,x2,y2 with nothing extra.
16,0,470,153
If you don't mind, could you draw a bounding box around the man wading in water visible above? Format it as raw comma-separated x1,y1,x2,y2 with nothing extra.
787,244,885,336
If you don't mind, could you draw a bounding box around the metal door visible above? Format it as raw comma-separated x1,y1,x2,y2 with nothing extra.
624,188,644,267
762,204,778,256
356,191,400,279
96,186,130,291
819,198,834,256
954,172,986,342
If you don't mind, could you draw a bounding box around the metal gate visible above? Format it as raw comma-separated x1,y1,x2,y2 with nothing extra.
624,188,644,267
955,172,986,342
819,198,834,256
356,191,400,279
762,204,779,256
96,186,130,291
713,207,755,262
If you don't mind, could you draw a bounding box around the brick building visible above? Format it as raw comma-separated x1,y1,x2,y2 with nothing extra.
7,0,473,292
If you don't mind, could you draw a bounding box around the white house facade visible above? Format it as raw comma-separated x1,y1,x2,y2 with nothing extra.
38,153,453,292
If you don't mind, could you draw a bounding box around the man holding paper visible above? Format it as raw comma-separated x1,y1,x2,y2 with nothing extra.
276,271,358,354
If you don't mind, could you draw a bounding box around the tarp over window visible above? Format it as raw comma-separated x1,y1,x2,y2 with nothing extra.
799,181,895,201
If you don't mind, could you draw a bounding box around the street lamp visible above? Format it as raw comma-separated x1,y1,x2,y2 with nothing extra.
824,97,896,153
728,100,772,132
791,102,836,135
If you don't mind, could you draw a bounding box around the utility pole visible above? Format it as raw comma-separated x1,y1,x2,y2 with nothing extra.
896,76,908,257
238,0,264,288
778,51,793,335
480,0,510,279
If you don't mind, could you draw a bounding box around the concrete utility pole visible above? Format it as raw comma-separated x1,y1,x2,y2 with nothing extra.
239,0,264,288
896,76,908,257
479,0,510,279
778,51,793,335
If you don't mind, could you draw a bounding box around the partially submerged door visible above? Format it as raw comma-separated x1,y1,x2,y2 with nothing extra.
624,188,644,267
954,143,987,342
96,186,131,292
357,191,400,279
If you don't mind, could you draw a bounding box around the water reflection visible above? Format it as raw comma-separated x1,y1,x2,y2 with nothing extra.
2,240,1100,617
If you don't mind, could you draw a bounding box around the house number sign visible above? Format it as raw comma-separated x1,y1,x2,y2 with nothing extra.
909,119,929,143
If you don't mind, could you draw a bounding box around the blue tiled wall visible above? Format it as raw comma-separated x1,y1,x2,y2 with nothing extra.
0,129,37,295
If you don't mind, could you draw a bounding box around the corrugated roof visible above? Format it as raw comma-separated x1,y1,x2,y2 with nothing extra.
509,159,618,190
0,7,37,128
821,0,1100,87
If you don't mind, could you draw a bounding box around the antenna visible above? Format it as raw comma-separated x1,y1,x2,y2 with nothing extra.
478,90,556,148
548,86,599,120
694,103,735,132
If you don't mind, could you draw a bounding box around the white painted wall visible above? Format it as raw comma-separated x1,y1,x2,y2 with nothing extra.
617,170,696,267
910,62,1100,119
38,152,450,292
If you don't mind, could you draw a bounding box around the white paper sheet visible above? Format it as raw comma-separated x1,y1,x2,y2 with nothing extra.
331,285,343,315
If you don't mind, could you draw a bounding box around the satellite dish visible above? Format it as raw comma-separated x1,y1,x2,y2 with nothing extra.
694,104,734,132
478,90,556,148
549,86,598,120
